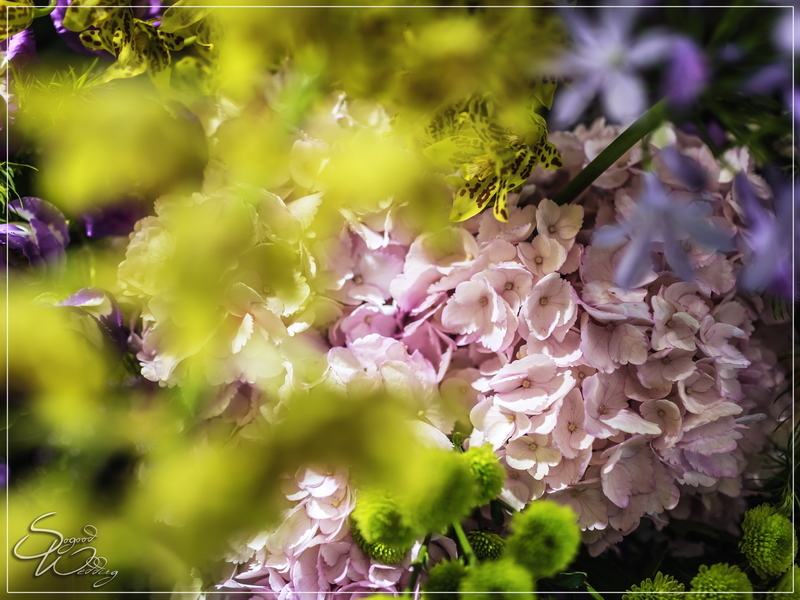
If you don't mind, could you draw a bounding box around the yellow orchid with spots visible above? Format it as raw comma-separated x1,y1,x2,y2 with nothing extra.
422,93,562,223
0,0,35,42
73,7,185,85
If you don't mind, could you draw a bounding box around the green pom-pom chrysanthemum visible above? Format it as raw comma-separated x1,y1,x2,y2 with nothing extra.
740,504,797,579
350,519,411,565
772,565,799,599
351,488,422,549
422,560,467,600
622,572,685,600
462,444,505,506
690,564,753,600
505,500,580,579
404,449,476,534
467,530,505,561
458,559,535,600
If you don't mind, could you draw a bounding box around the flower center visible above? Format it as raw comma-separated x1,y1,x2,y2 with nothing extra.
522,379,531,388
505,282,514,290
480,297,489,307
534,256,543,265
539,297,548,306
417,410,425,419
578,372,586,379
364,315,373,325
658,410,666,417
685,388,693,395
507,414,515,422
529,443,538,451
666,320,674,328
598,406,608,415
606,323,614,331
548,226,556,234
568,423,576,432
662,357,671,365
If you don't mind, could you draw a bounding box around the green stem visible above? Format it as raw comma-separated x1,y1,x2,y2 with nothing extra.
452,522,476,566
33,0,58,18
405,533,432,597
553,99,668,206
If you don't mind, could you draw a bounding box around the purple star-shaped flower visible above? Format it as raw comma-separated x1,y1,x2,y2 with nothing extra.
593,173,734,289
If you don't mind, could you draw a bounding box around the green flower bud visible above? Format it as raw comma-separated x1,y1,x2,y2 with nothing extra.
622,572,685,600
403,449,476,534
505,500,580,579
467,530,505,561
690,564,752,600
462,444,505,506
740,504,797,579
772,565,799,599
352,488,422,549
458,559,535,600
423,560,468,600
350,519,411,565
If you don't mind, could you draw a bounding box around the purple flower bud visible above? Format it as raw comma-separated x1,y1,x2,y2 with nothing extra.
664,37,708,109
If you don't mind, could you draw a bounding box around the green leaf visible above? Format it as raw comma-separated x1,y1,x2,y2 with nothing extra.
552,571,588,590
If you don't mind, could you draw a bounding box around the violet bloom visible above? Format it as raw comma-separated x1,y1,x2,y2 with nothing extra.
734,173,794,300
78,200,148,239
593,173,733,289
0,197,70,268
662,37,708,109
1,28,37,69
1,28,36,155
59,287,128,354
551,8,674,126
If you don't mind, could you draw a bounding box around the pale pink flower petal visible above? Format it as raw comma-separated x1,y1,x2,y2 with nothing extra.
537,198,584,251
651,295,699,351
580,313,649,373
543,447,592,490
549,482,609,530
504,434,562,478
640,399,683,450
523,273,576,340
636,349,696,389
679,416,742,454
552,388,594,458
518,235,567,280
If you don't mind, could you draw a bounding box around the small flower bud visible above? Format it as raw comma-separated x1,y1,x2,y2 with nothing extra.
351,488,422,549
467,530,505,561
422,560,467,600
462,444,505,506
505,500,580,579
458,559,535,600
350,519,410,565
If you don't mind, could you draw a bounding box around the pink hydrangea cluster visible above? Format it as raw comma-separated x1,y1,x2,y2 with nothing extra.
212,119,789,595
